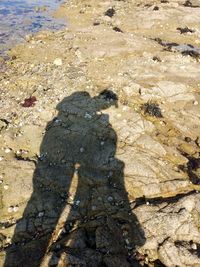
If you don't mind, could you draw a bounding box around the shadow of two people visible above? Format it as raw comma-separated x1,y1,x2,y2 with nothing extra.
4,90,145,267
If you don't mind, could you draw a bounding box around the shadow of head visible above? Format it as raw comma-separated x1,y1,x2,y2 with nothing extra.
56,90,118,114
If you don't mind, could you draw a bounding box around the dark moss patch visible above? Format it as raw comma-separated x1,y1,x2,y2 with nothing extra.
153,6,159,10
113,26,123,33
152,56,161,62
93,21,100,26
177,27,195,34
104,8,115,17
153,37,179,49
144,4,152,8
178,154,200,185
99,90,118,101
142,102,163,118
181,49,200,59
154,259,166,267
183,0,200,7
153,38,200,59
185,137,192,143
21,96,37,107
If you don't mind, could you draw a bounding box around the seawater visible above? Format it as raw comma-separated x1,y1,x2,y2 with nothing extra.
0,0,66,55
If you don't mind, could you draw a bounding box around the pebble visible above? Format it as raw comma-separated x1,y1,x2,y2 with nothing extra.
0,156,3,161
107,196,114,202
193,100,198,105
8,206,19,213
13,206,19,212
4,148,11,153
6,237,12,244
38,211,45,217
191,243,197,250
84,112,92,119
8,206,14,213
53,58,63,66
80,147,84,153
75,200,80,206
4,185,9,190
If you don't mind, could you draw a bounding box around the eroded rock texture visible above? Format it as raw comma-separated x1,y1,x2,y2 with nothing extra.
0,0,200,266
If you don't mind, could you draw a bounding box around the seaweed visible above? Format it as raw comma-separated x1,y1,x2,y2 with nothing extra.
181,50,200,59
142,102,163,118
21,96,37,107
178,154,200,185
99,89,118,101
113,26,123,33
177,27,195,34
183,0,200,7
104,8,115,17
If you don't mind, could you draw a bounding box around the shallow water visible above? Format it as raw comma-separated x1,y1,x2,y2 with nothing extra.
0,0,66,56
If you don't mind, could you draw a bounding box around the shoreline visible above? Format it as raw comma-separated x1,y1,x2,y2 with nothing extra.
0,0,200,266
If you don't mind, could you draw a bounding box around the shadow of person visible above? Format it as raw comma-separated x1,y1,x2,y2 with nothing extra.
4,91,145,267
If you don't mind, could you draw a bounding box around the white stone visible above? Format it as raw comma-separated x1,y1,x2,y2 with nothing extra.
8,207,14,213
53,58,63,66
13,206,19,212
38,211,44,217
4,148,11,153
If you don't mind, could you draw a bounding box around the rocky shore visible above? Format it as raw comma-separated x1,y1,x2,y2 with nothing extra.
0,0,200,266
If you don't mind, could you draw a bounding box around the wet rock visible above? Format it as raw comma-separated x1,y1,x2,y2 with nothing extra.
96,218,126,254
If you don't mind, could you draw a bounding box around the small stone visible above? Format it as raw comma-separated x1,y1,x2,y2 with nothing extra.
107,196,114,202
75,200,80,206
185,137,192,142
0,156,3,161
13,206,19,212
125,238,130,245
80,147,84,153
100,141,105,146
193,100,198,105
84,112,92,119
191,243,197,250
6,237,12,244
53,58,63,66
4,148,11,153
4,185,9,190
8,207,14,213
38,211,44,217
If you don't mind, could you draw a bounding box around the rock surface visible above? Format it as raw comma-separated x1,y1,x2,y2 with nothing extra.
0,0,200,266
